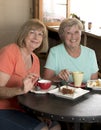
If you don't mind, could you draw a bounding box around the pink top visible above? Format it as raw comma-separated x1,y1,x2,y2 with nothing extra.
0,43,40,110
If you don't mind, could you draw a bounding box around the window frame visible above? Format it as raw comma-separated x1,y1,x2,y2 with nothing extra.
33,0,70,26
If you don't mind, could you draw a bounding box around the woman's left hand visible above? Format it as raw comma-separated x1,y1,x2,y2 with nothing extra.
22,73,39,94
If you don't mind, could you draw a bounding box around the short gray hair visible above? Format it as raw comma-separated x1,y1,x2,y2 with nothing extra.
58,18,83,42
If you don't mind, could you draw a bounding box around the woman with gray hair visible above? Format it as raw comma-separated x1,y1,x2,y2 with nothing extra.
43,18,99,84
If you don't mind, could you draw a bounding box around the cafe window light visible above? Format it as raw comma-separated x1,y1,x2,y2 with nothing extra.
42,0,101,29
43,0,67,22
70,0,101,29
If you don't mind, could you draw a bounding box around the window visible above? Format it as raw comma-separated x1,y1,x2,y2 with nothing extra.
43,0,101,29
33,0,70,26
33,0,100,29
43,0,67,22
70,0,101,29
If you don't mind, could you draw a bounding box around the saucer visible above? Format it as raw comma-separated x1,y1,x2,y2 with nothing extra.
30,85,56,94
68,82,86,88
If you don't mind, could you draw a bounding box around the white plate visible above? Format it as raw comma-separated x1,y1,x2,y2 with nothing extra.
87,79,101,90
48,85,89,100
30,85,56,94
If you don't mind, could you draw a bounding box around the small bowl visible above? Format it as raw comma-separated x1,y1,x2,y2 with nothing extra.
38,79,52,90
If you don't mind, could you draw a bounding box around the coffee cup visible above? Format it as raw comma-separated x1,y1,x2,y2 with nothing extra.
37,79,52,90
72,72,84,87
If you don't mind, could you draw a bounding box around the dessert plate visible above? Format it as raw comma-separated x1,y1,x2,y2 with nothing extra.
48,85,89,100
87,79,101,90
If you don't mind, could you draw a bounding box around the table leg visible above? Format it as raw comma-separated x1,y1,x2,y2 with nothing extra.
74,123,80,130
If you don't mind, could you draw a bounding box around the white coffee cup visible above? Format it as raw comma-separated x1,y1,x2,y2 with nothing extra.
72,71,84,87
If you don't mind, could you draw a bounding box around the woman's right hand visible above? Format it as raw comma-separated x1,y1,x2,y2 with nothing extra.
58,69,71,81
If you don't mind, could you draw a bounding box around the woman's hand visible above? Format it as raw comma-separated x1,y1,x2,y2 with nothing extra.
58,69,71,81
22,73,39,94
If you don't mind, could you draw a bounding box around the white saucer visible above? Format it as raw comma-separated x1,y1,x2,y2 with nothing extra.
30,85,56,94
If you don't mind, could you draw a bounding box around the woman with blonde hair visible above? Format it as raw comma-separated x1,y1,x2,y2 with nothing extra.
0,19,61,130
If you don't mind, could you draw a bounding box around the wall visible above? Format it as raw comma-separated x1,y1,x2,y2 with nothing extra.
0,0,32,48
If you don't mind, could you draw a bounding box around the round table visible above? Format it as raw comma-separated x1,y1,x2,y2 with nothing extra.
18,90,101,130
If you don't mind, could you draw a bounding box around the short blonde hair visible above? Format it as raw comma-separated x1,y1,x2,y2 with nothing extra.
58,18,83,42
16,18,48,53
